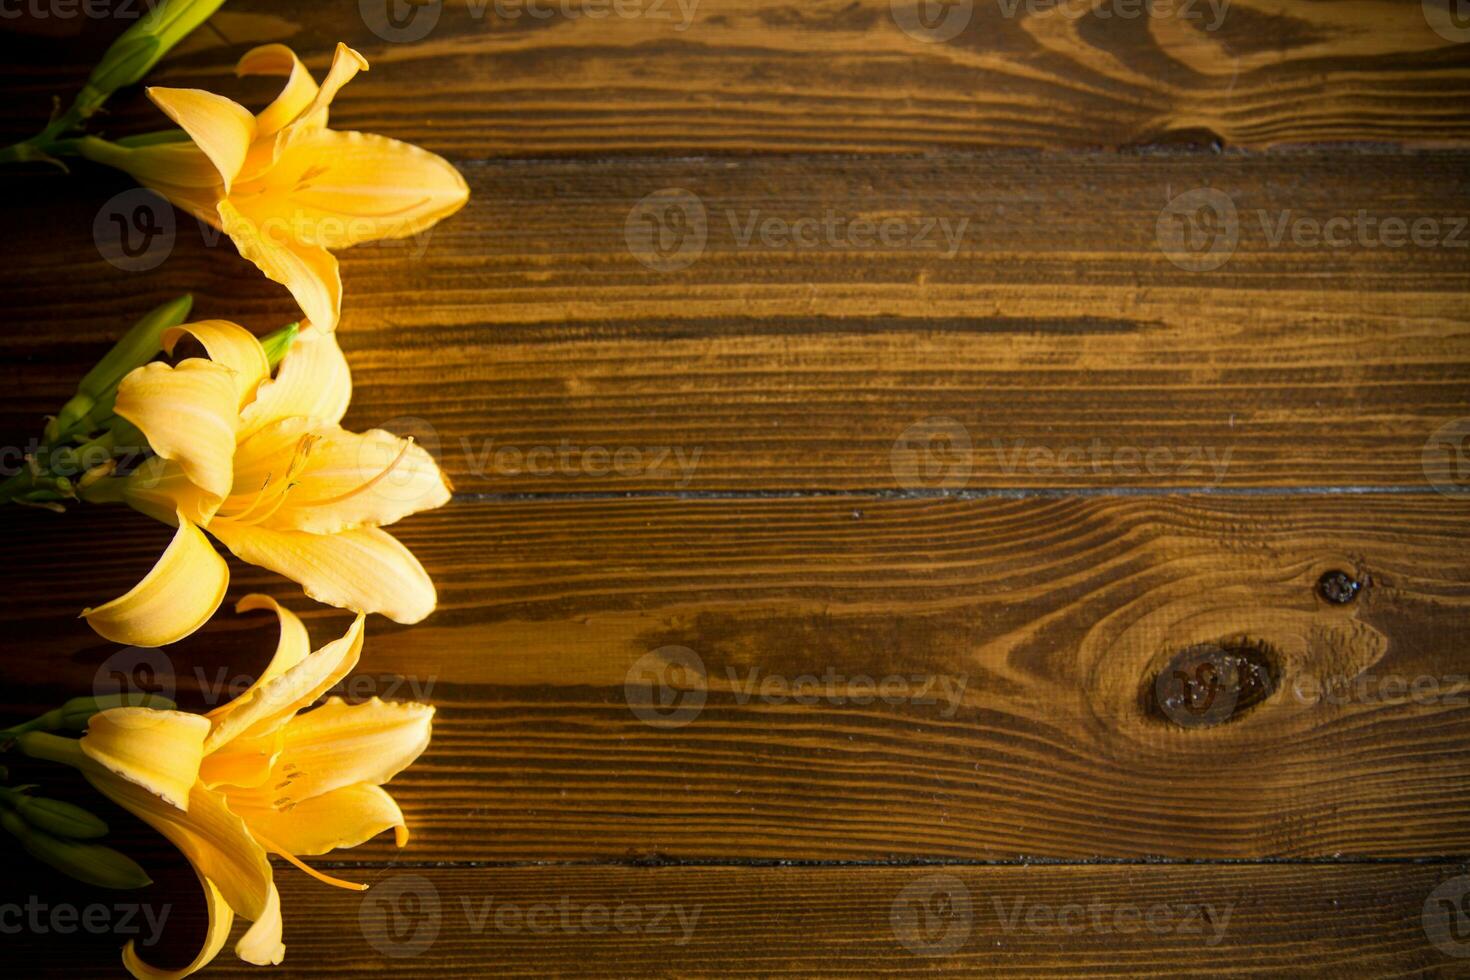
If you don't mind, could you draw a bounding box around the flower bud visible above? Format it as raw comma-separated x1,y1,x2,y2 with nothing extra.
47,296,192,446
260,322,301,370
0,810,150,890
13,795,110,840
73,0,227,118
70,295,193,423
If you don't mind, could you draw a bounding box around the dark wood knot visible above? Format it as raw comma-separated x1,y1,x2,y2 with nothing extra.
1149,641,1279,729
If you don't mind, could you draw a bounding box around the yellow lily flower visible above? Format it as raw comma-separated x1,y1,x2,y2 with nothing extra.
27,596,434,979
81,320,451,647
78,42,468,330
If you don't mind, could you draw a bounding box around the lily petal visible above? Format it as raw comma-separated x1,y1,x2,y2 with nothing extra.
97,141,224,229
84,775,273,922
210,523,436,624
225,417,318,513
145,87,256,193
205,595,312,722
163,320,271,410
280,43,368,138
79,708,209,811
227,698,431,816
124,456,221,528
120,867,234,980
238,129,469,250
229,782,409,856
217,200,341,331
115,358,239,501
83,515,228,647
238,329,351,437
203,615,365,754
235,882,285,966
198,728,284,791
237,44,318,137
269,427,452,534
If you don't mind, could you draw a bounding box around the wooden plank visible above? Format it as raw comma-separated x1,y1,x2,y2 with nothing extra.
2,153,1468,491
4,862,1467,976
3,1,1470,154
3,493,1469,861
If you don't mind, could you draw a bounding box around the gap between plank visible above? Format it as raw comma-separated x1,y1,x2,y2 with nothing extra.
448,486,1433,503
308,856,1470,870
447,144,1467,169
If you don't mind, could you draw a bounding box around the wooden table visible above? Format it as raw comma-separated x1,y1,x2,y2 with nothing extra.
3,1,1470,975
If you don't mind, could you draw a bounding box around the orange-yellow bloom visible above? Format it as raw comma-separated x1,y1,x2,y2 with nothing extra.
79,42,468,330
25,597,434,979
81,321,451,647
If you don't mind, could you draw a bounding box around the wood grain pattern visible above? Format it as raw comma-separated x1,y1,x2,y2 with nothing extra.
3,3,1469,975
5,862,1467,977
3,0,1470,154
3,494,1468,861
2,153,1468,491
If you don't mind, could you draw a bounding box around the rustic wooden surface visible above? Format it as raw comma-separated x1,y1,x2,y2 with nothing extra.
3,0,1470,976
8,863,1470,976
6,0,1470,154
4,152,1469,491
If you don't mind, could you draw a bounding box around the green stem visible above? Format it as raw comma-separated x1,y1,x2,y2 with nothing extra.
0,469,31,502
79,477,129,505
0,710,65,746
69,135,134,171
13,733,87,770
